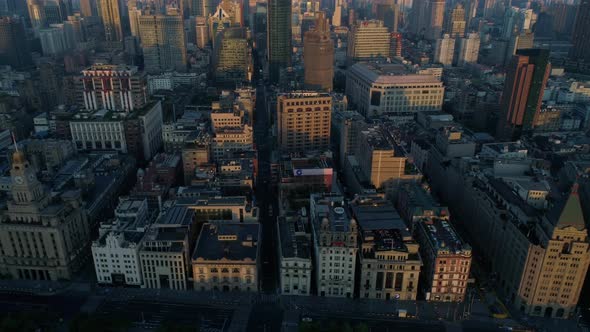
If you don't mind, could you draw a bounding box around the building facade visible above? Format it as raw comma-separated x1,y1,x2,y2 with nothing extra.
347,20,390,64
310,194,358,298
192,222,260,292
0,151,90,280
303,11,334,91
139,14,187,73
277,92,331,153
98,0,123,42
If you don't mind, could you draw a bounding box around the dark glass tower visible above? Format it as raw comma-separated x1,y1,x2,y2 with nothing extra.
571,0,590,62
267,0,291,83
0,16,32,69
496,49,550,141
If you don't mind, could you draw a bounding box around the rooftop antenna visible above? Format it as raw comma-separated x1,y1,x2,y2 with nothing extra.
11,131,18,152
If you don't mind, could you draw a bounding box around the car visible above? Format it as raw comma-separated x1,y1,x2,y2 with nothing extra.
302,317,313,322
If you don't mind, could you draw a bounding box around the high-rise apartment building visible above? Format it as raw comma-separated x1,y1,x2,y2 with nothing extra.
496,49,550,141
128,0,142,39
427,0,445,40
434,34,455,66
0,151,90,281
98,0,123,42
0,16,32,69
347,20,390,64
456,32,480,66
267,0,291,83
277,92,332,153
310,193,358,298
303,11,333,91
570,0,590,62
195,16,209,48
445,3,465,38
139,13,187,73
80,0,96,17
78,64,148,112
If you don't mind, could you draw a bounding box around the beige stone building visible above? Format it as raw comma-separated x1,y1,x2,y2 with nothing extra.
350,196,422,301
0,151,90,280
192,222,260,292
464,177,590,318
277,92,332,153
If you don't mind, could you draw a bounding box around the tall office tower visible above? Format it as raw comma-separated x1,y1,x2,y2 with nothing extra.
267,0,291,83
482,0,496,18
445,3,465,37
0,150,90,281
389,32,402,57
434,34,455,66
213,27,252,85
496,49,550,141
195,15,208,48
505,30,534,65
80,0,96,17
128,0,142,39
332,0,342,26
347,20,390,64
304,11,334,91
99,0,124,42
551,3,576,36
43,0,66,24
456,32,480,66
139,13,187,73
277,92,331,153
202,0,218,17
27,0,46,31
0,16,33,69
427,0,445,40
78,64,148,111
570,0,590,62
410,0,428,36
464,0,477,27
208,0,243,46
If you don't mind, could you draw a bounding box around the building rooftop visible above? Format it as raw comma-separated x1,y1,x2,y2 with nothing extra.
349,63,443,85
418,217,470,255
154,206,195,227
278,215,311,260
193,222,259,261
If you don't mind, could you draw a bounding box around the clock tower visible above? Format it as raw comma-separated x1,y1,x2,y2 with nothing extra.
10,150,45,205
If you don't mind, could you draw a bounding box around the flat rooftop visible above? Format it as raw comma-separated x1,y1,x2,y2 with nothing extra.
193,222,259,261
349,63,443,85
419,217,470,254
279,216,311,260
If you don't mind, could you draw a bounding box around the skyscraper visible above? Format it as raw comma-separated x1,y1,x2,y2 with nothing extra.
27,0,46,32
98,0,124,42
304,11,333,91
213,27,252,85
570,0,590,62
434,34,455,66
139,13,187,73
267,0,291,83
427,0,445,40
496,49,550,141
80,0,96,17
445,3,465,38
410,0,428,37
128,0,142,39
0,16,32,69
456,32,480,66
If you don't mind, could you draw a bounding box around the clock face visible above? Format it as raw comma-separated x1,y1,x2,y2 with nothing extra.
13,176,23,184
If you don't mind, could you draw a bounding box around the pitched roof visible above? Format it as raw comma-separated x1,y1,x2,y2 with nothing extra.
552,183,586,231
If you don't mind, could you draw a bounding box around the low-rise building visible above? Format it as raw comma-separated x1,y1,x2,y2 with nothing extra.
192,222,260,292
415,216,472,302
92,198,150,286
350,196,422,301
278,212,312,296
310,193,358,298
